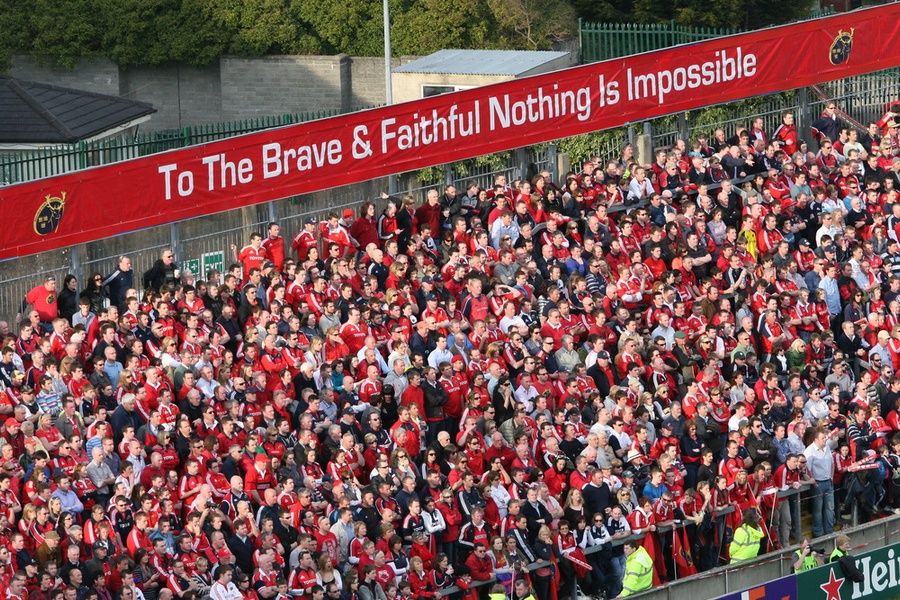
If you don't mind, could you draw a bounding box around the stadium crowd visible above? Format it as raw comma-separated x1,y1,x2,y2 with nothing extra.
2,101,900,600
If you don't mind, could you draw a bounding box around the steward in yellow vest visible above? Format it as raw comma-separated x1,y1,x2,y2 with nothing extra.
729,509,764,564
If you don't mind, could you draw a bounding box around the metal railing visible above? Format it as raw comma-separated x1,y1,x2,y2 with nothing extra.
432,482,888,600
628,513,900,599
579,20,740,63
581,67,899,164
0,108,365,186
578,8,835,63
398,146,551,203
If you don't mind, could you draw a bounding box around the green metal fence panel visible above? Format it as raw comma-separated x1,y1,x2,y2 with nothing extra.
0,106,368,187
579,20,739,62
580,8,834,63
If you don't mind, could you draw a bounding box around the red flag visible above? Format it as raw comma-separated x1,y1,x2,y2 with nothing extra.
673,526,698,577
565,548,593,579
550,556,560,600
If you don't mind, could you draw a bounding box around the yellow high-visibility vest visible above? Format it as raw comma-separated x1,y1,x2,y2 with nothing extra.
620,546,654,597
730,524,764,563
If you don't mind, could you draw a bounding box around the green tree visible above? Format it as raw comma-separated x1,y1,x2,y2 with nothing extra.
673,0,813,29
488,0,576,50
571,0,636,22
290,0,385,55
98,0,230,66
392,0,503,55
28,0,103,68
0,0,33,69
207,0,322,55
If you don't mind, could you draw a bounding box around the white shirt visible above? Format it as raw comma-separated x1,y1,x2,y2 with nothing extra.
491,483,512,517
803,442,834,481
209,581,242,600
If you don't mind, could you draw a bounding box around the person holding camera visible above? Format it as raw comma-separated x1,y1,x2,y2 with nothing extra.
792,539,823,572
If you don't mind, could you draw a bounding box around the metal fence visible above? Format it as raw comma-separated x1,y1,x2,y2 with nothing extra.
398,146,552,202
0,108,362,186
579,8,835,63
579,20,739,63
3,67,899,323
583,67,900,163
629,513,900,599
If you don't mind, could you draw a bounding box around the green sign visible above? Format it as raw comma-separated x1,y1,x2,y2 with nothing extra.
183,258,200,276
202,251,225,277
798,542,900,600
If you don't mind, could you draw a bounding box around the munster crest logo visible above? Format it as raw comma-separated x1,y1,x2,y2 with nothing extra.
33,192,67,236
829,28,854,65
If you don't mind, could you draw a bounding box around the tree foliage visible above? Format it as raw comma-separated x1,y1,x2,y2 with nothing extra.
0,0,817,69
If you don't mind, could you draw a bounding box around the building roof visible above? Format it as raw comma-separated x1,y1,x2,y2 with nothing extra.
0,76,156,144
393,49,570,76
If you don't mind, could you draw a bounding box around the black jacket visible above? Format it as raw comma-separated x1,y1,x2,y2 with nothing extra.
103,268,134,309
143,259,178,293
422,379,448,421
521,500,553,542
226,534,255,574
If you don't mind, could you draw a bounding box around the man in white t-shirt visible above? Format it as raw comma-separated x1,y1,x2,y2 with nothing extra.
209,566,243,600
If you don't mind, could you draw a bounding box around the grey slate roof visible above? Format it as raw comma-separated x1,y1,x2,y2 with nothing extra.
393,49,570,76
0,75,156,144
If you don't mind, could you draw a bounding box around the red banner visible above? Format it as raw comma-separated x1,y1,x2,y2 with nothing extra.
2,5,900,260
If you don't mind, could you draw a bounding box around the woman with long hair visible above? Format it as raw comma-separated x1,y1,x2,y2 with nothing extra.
316,553,343,591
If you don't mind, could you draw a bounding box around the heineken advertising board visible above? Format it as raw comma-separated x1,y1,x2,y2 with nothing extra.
797,543,900,600
717,574,796,599
717,542,900,600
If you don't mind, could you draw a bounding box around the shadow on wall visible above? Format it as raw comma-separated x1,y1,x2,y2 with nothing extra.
7,54,416,132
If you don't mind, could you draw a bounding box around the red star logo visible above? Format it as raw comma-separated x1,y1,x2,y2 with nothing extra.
820,569,845,600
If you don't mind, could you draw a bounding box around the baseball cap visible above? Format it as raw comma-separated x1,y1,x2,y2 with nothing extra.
4,418,18,428
597,351,610,360
674,332,686,339
342,209,354,219
304,217,316,225
798,238,810,246
823,245,836,253
622,470,635,478
734,351,747,360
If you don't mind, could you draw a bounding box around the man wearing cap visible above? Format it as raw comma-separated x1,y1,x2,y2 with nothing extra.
0,418,23,456
292,218,319,263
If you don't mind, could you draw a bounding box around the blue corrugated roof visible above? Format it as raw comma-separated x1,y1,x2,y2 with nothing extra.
393,49,570,76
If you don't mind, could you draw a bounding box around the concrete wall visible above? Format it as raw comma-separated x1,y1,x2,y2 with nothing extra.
220,55,351,120
119,64,222,130
392,72,513,105
9,55,120,96
9,53,574,132
6,54,407,132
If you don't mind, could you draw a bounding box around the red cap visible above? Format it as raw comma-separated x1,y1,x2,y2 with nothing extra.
255,454,269,463
343,209,354,219
4,418,18,428
451,355,465,364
